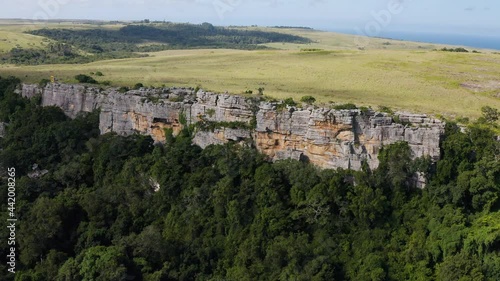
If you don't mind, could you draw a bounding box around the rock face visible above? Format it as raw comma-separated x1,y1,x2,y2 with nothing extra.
21,83,445,170
22,83,105,118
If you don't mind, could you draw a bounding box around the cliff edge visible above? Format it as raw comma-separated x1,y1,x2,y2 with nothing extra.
21,83,445,170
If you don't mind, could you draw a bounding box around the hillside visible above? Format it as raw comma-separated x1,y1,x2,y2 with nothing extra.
0,21,311,64
0,20,499,119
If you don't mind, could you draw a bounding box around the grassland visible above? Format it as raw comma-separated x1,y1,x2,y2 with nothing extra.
0,19,124,52
250,27,449,51
0,20,499,119
0,29,47,52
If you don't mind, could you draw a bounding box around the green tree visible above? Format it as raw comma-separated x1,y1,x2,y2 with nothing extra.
283,97,297,107
19,197,65,266
74,74,97,84
78,246,129,281
436,252,484,281
479,106,498,123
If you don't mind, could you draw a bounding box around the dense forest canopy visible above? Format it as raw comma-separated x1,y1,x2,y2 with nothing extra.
0,76,499,280
1,23,312,65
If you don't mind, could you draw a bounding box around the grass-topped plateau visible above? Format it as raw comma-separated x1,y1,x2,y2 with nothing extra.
0,19,498,119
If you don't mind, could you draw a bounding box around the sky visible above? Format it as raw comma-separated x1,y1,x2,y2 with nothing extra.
2,0,499,36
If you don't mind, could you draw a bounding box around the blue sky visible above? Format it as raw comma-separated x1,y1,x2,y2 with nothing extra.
3,0,499,35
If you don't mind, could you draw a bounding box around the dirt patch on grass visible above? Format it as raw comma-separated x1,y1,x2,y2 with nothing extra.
461,80,500,92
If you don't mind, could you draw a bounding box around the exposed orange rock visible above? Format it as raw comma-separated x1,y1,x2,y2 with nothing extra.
128,111,149,134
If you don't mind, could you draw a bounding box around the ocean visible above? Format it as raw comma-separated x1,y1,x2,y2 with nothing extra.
327,28,500,50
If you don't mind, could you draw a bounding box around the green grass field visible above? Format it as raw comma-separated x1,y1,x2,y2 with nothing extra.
0,29,47,52
0,19,124,52
0,20,499,119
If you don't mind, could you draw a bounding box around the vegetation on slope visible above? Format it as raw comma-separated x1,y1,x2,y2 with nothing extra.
0,22,311,65
0,76,499,280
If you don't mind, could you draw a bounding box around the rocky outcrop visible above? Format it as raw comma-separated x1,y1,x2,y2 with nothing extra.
253,107,443,170
21,83,445,170
22,83,105,118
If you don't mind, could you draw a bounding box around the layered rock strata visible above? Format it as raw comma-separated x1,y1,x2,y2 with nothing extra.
21,83,445,170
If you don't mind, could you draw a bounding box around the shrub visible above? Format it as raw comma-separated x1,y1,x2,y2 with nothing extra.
283,98,297,107
378,106,394,115
118,86,129,93
133,83,144,90
300,95,316,104
441,47,469,53
196,120,252,131
300,48,324,52
206,108,216,117
257,87,265,95
456,116,470,124
38,78,51,88
479,106,499,123
392,115,411,126
75,74,97,84
169,96,184,102
359,106,371,114
95,71,104,76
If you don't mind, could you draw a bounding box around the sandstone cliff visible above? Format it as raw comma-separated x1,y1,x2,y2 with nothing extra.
21,83,445,170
